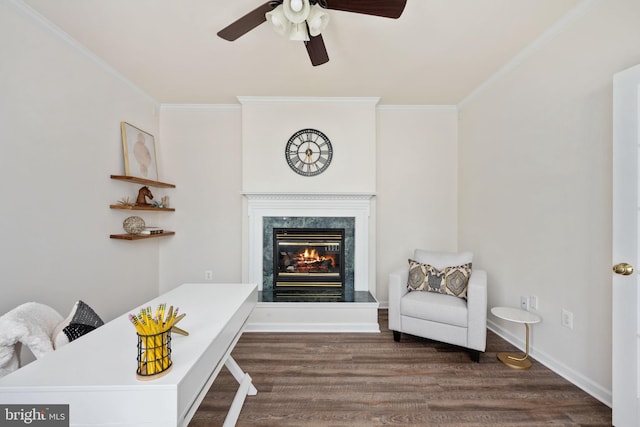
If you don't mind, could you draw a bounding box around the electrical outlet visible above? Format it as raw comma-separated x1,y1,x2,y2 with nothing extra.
562,308,574,329
204,270,213,281
530,295,538,311
520,296,530,311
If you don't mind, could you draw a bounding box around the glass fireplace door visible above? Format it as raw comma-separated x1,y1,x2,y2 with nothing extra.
273,228,345,291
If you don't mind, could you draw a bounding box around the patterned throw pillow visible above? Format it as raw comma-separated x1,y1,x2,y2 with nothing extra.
443,263,472,298
407,259,428,291
406,259,472,299
407,259,446,292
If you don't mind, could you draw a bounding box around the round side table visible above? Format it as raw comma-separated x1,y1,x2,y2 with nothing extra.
491,306,541,370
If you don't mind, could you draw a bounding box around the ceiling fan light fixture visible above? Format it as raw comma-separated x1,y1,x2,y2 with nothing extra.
288,22,310,41
266,5,291,36
306,4,330,37
290,0,304,12
283,0,311,24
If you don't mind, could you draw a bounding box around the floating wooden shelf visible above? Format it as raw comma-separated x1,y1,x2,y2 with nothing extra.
110,204,175,212
110,175,176,188
110,231,175,240
110,175,176,239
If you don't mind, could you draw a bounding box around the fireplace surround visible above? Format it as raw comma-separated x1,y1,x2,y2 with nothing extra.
244,193,374,294
243,193,379,332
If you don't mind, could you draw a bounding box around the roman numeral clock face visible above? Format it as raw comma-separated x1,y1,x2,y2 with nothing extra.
285,129,333,177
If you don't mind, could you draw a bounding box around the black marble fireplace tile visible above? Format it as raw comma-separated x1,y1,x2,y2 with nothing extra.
259,290,376,303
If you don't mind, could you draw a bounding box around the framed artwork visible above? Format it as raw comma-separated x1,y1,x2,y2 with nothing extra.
120,122,158,181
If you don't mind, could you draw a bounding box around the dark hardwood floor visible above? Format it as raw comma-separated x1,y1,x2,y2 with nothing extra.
189,310,611,426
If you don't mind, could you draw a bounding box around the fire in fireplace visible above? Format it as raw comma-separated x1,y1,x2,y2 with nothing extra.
273,228,345,292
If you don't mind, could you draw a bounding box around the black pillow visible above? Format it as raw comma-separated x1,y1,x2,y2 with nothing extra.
53,300,104,347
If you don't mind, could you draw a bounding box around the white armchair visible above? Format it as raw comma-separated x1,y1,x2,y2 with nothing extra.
388,250,487,362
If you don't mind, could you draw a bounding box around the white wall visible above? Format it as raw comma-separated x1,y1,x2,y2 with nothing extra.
158,105,243,293
240,97,378,194
1,0,160,322
376,106,459,301
458,0,640,404
157,102,458,301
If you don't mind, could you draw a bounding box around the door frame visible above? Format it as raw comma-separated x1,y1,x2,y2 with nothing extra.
612,63,640,427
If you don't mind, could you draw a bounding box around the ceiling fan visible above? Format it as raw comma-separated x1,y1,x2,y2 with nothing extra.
217,0,407,66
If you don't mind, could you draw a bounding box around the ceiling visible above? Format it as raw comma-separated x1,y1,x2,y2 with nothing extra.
22,0,583,105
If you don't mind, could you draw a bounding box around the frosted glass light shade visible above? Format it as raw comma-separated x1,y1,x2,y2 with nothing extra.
290,0,303,12
266,5,291,37
283,0,311,24
306,4,330,37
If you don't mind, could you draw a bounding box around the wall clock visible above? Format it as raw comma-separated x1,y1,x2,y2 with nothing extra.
285,128,333,177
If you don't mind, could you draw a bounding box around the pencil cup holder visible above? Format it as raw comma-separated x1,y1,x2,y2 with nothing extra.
136,330,172,379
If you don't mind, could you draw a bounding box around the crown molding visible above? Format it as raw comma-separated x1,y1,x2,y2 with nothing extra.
376,105,457,112
237,96,380,105
242,192,376,200
7,0,158,106
160,104,241,111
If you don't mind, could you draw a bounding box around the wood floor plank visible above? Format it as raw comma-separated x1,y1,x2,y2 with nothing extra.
189,310,611,426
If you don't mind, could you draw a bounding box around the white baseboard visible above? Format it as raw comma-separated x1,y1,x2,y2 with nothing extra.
487,319,612,407
245,322,380,333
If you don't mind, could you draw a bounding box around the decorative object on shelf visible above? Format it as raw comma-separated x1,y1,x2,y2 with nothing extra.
117,197,135,207
109,175,175,239
285,128,333,176
128,304,188,379
151,195,169,209
123,216,145,235
121,122,158,182
135,186,154,206
141,227,164,235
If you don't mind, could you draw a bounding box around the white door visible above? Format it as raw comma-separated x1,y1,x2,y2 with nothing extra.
612,63,640,427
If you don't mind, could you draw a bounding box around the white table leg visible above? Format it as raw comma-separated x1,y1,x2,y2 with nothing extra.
220,355,258,427
225,355,258,395
222,373,253,427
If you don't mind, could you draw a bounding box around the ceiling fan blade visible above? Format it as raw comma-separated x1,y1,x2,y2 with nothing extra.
217,2,277,41
305,34,329,66
322,0,407,19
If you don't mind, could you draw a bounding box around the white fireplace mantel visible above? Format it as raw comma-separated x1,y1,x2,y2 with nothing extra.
243,192,375,294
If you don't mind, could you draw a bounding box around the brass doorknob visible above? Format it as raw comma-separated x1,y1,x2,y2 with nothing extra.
613,263,634,275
